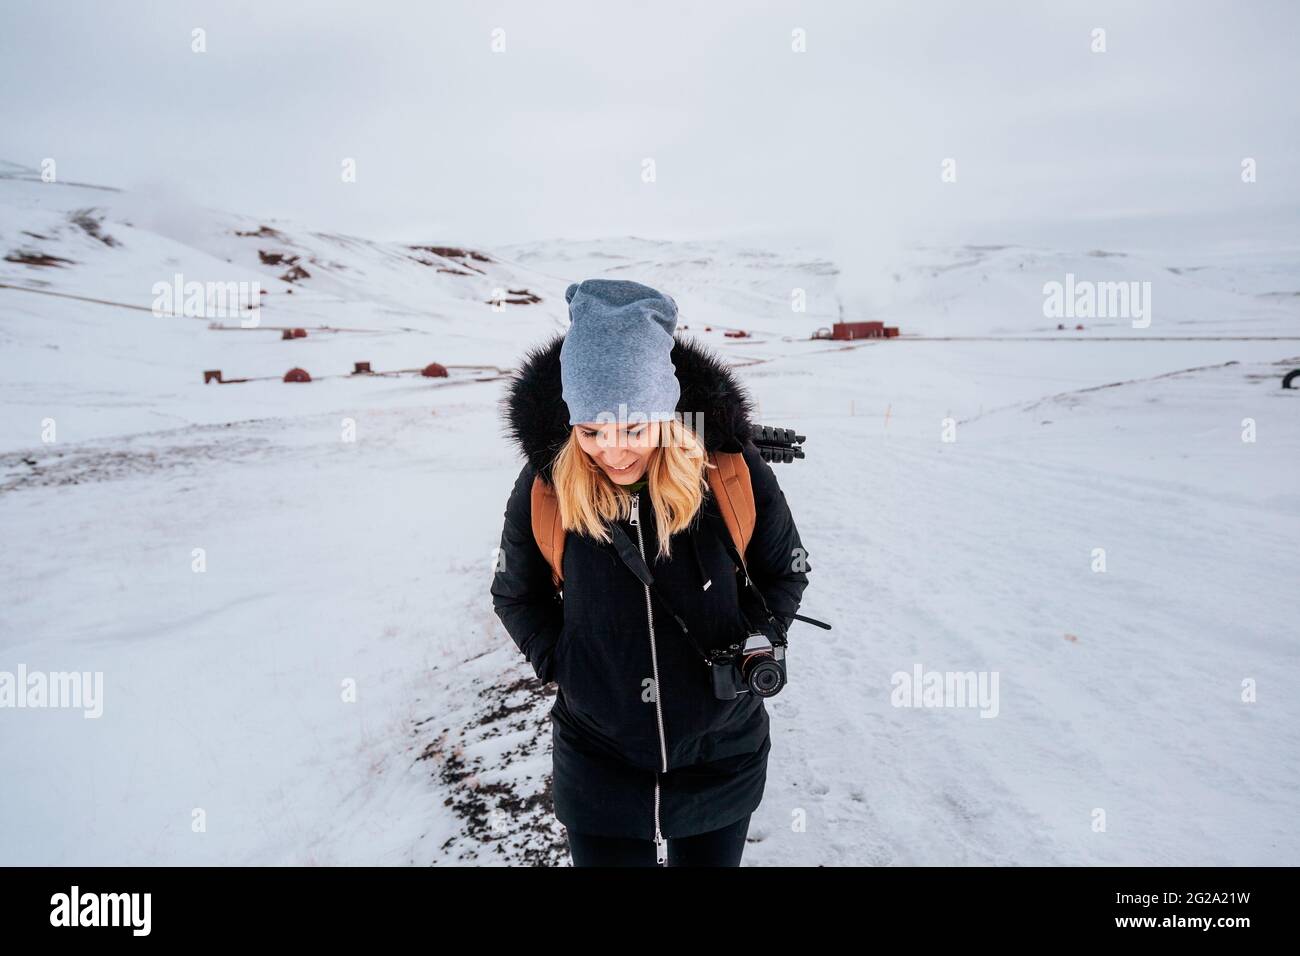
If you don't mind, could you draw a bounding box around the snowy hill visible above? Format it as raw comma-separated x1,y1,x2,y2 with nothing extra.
3,160,1296,451
1,164,1298,866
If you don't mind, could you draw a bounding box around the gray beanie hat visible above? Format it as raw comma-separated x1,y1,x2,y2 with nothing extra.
560,279,681,427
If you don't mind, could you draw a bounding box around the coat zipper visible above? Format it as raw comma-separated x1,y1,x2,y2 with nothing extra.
629,492,669,866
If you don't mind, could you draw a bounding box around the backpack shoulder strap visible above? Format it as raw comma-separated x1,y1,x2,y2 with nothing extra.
530,474,565,589
705,449,755,565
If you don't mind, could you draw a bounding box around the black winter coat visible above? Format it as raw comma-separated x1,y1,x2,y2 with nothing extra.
490,332,811,843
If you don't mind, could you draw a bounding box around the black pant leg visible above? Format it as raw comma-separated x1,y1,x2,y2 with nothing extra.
565,828,658,866
666,813,752,867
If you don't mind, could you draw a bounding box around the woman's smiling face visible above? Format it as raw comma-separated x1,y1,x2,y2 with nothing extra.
575,420,660,485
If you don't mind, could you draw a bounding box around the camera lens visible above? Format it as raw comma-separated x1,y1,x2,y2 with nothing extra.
746,658,785,697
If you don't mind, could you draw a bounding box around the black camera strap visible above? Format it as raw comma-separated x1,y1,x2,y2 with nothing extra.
605,473,836,658
606,490,807,662
701,491,832,634
606,522,722,663
697,501,789,642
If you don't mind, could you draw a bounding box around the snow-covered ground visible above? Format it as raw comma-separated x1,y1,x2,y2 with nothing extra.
2,162,1297,865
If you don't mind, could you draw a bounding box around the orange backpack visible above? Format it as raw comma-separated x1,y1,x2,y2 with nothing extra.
530,450,756,592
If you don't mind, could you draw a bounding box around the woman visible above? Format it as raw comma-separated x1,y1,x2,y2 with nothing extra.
490,278,811,866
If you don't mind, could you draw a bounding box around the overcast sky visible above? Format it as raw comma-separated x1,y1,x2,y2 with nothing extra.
2,0,1297,254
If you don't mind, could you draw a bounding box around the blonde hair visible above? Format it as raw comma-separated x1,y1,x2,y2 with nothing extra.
550,417,713,562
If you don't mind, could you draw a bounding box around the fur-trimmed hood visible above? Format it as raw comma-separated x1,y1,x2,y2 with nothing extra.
499,331,757,484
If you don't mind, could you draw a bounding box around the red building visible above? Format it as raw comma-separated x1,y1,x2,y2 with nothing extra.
831,321,898,340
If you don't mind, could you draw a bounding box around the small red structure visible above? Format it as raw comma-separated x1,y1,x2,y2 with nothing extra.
203,369,249,384
353,362,372,374
831,321,899,341
422,363,449,378
724,329,749,338
283,367,312,383
293,328,307,338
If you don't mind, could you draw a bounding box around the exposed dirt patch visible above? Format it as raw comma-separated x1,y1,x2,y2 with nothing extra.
235,225,287,240
484,288,543,306
258,250,298,267
407,245,492,275
409,245,492,263
4,250,75,268
68,208,120,247
414,673,566,865
0,425,278,494
256,249,312,283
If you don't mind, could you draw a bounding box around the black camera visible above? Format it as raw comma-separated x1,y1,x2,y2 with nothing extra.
708,620,788,700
